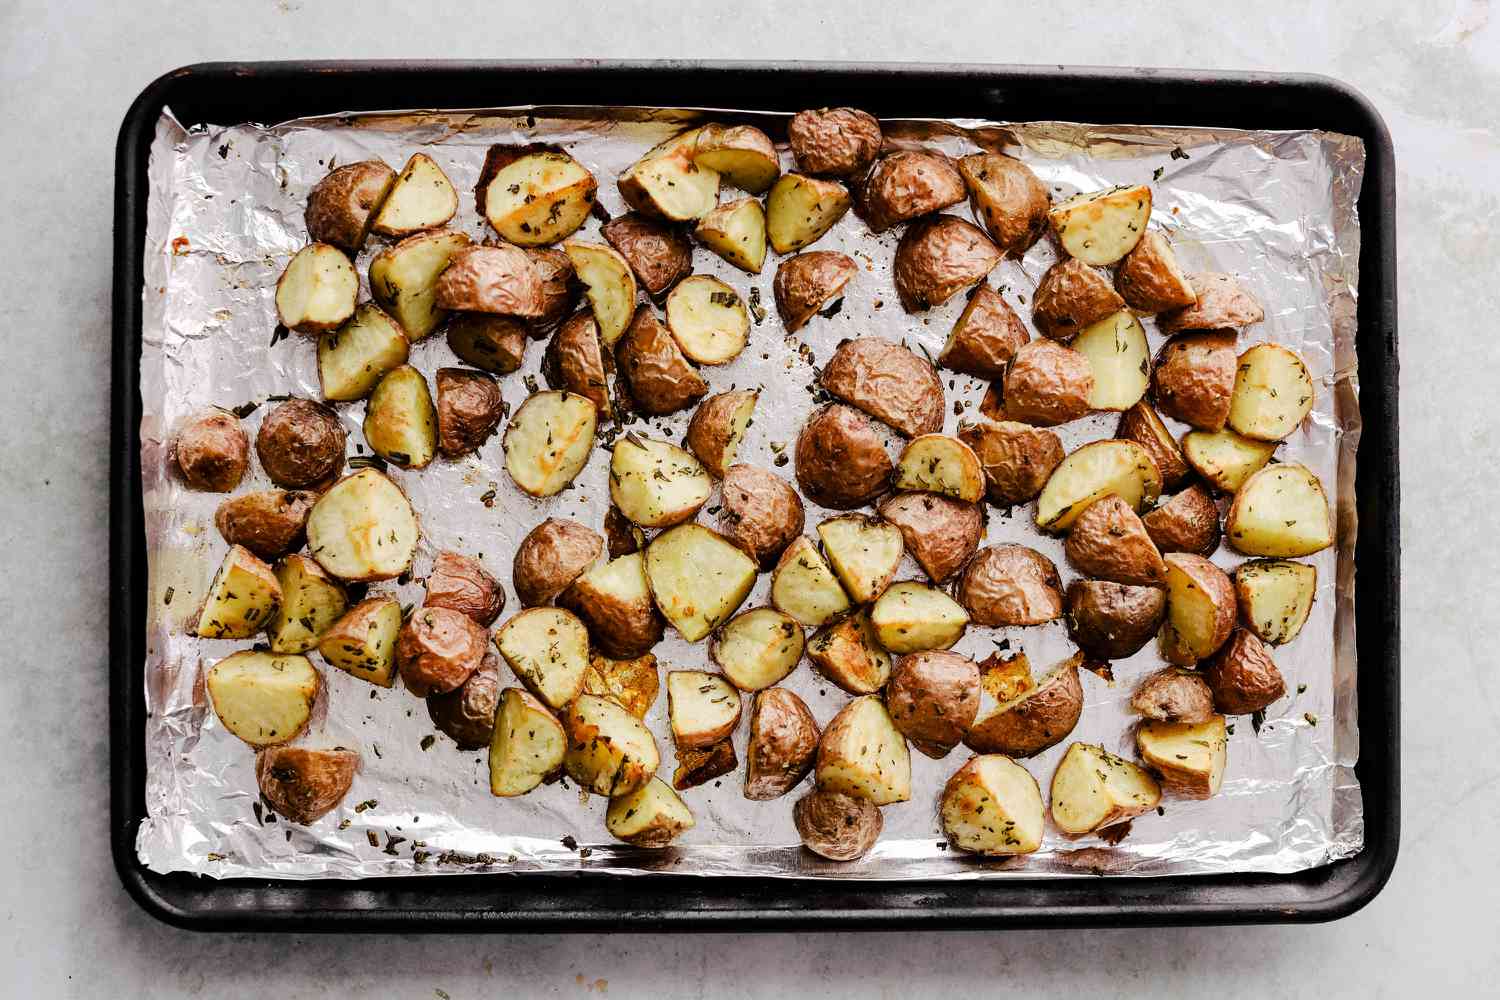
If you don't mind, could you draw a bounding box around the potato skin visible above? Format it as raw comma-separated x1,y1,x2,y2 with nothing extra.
821,338,944,438
255,747,359,825
1001,340,1094,427
1116,402,1191,489
601,213,692,299
542,310,611,418
214,489,318,560
614,306,708,416
788,108,883,178
687,389,757,478
957,544,1063,627
939,284,1030,379
794,789,882,861
1032,258,1126,341
396,606,488,696
1159,273,1264,334
957,152,1050,257
1143,485,1222,555
175,409,250,492
304,160,395,252
512,518,604,607
1162,552,1238,664
893,216,1001,312
1152,332,1236,431
425,651,501,749
1130,667,1215,723
794,404,893,510
966,658,1084,757
1064,495,1167,585
744,687,820,800
885,651,980,758
254,399,347,489
1201,628,1286,714
1115,231,1196,313
859,149,966,232
435,368,504,458
424,550,506,626
604,506,644,560
433,244,544,317
527,247,581,335
773,251,857,333
958,419,1064,506
877,492,983,583
446,313,529,375
1065,580,1166,660
718,464,805,569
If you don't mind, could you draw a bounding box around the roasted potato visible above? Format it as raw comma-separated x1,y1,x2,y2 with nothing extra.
256,746,359,825
957,419,1064,507
978,650,1036,704
604,505,645,560
364,365,437,469
205,650,320,748
1234,559,1317,646
1183,429,1276,493
1144,484,1222,555
1034,439,1162,532
266,553,346,654
609,434,711,528
1202,628,1286,714
607,777,695,846
434,367,503,459
877,492,983,583
424,549,505,626
540,310,612,419
765,172,852,253
674,743,734,799
1159,552,1237,664
582,651,659,720
794,404,894,510
512,518,603,608
685,390,757,478
817,514,904,605
745,688,819,800
1073,310,1150,411
1130,667,1215,723
529,245,584,335
711,608,804,692
305,469,419,582
1050,743,1162,836
957,152,1050,257
614,306,709,415
502,390,597,497
694,197,767,273
1064,495,1166,585
667,670,743,749
370,152,457,237
446,313,528,375
940,755,1044,855
562,692,660,797
886,650,980,759
957,544,1063,627
773,250,857,333
1227,343,1315,441
815,695,911,805
893,434,985,503
318,304,410,402
770,535,852,627
1114,230,1196,313
1136,715,1228,799
488,686,566,796
893,215,1001,312
821,338,944,438
869,581,969,654
1065,580,1167,660
214,489,316,561
433,244,545,318
275,243,358,334
1159,273,1264,334
939,284,1029,379
795,789,882,861
1152,332,1237,431
965,653,1083,758
317,596,402,687
396,605,486,697
859,149,965,233
304,160,396,252
664,275,750,365
1048,184,1150,266
691,123,780,193
1116,401,1190,489
788,108,882,178
601,212,693,298
561,241,637,348
718,464,805,569
1031,257,1126,341
644,524,758,642
494,606,591,710
807,610,892,694
1000,339,1094,427
1225,463,1333,557
174,409,249,493
426,652,501,750
559,551,665,658
369,229,471,341
618,129,720,222
193,544,281,639
255,398,346,490
475,143,596,246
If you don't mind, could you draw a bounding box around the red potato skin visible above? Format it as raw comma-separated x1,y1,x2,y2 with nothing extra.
254,399,347,490
885,651,980,759
424,550,506,626
820,338,944,438
787,108,883,178
174,410,250,492
395,606,488,697
794,405,894,510
718,464,806,569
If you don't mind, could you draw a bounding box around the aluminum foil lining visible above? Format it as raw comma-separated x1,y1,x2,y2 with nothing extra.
135,104,1365,881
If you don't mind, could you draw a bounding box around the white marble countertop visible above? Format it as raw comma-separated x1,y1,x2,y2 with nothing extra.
2,1,1493,996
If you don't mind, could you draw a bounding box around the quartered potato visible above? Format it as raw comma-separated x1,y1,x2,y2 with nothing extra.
266,554,347,654
606,777,695,847
1000,339,1094,427
770,535,852,627
618,129,720,222
765,173,852,253
773,250,857,333
173,409,249,493
214,489,317,561
815,696,912,805
561,241,638,348
256,398,346,490
206,650,320,748
869,581,969,654
821,337,945,438
794,404,894,510
1234,559,1317,646
956,544,1064,627
1115,401,1190,489
614,306,710,415
255,746,359,825
494,606,591,710
939,283,1030,379
885,650,980,759
1035,439,1162,532
1072,310,1150,411
859,150,966,232
562,693,661,797
435,367,504,459
1159,552,1237,664
601,213,693,299
794,789,882,861
475,143,596,246
816,514,904,604
1065,579,1167,660
1130,667,1215,724
317,596,402,687
488,687,567,797
604,506,645,560
667,670,743,749
502,390,597,497
193,544,282,639
395,606,487,696
318,303,409,402
512,518,603,609
686,389,757,478
370,152,458,237
276,243,358,334
711,608,804,692
893,434,985,503
957,419,1064,507
369,229,472,341
877,492,983,583
965,652,1083,758
1063,495,1166,586
940,755,1044,855
787,107,882,178
304,159,396,252
609,435,711,528
1136,715,1228,799
1202,628,1286,714
691,123,780,193
1143,484,1222,555
541,310,612,419
558,551,665,659
644,524,758,642
694,197,767,273
1032,257,1126,341
718,464,805,570
1225,463,1333,556
1048,184,1151,266
745,688,820,800
892,215,1001,312
1227,344,1315,441
426,653,501,749
664,275,750,365
424,549,505,626
363,365,437,469
1049,743,1162,836
1153,332,1237,431
1114,230,1196,313
807,610,892,694
675,741,738,790
1159,273,1264,334
957,152,1050,257
582,650,660,720
1182,429,1276,493
433,244,546,318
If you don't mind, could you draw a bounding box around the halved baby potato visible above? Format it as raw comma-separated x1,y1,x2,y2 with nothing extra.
1182,429,1277,493
711,608,804,692
318,304,409,402
364,365,436,469
503,391,597,497
774,251,858,334
1031,257,1126,342
940,754,1044,855
1048,184,1151,266
561,242,638,348
956,151,1051,258
808,610,892,695
304,160,396,253
305,471,420,582
1227,344,1315,441
614,306,710,416
1050,742,1162,836
266,554,346,654
1225,463,1334,557
370,152,457,237
664,275,750,365
562,693,660,797
475,144,596,246
1234,559,1317,646
892,215,1002,312
205,650,320,748
1136,715,1228,799
956,544,1063,628
877,492,984,583
542,311,612,419
745,688,820,801
318,596,402,687
606,776,695,847
817,514,904,604
695,197,767,273
939,284,1030,379
1143,484,1222,555
1114,230,1197,313
609,435,711,528
558,552,664,659
893,434,985,503
1035,439,1163,532
255,746,359,825
193,544,281,639
815,696,911,805
667,670,743,749
488,686,567,797
692,123,780,193
276,243,358,334
686,389,757,478
771,536,852,627
869,581,969,654
1072,310,1150,411
965,653,1083,758
1160,552,1237,664
369,229,471,341
644,524,758,642
958,419,1064,507
766,173,852,253
494,606,591,711
618,129,720,222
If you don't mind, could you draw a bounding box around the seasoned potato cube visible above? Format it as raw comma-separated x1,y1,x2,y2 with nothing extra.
745,688,819,801
582,651,659,720
644,524,757,642
318,304,410,402
1160,553,1237,664
1049,743,1162,836
488,687,567,797
446,313,529,375
494,607,590,711
965,654,1084,758
794,789,882,861
770,536,851,627
869,581,969,654
1114,230,1196,313
893,434,985,503
205,650,320,748
618,129,720,222
1048,184,1151,266
808,610,892,695
255,746,359,825
370,152,457,236
686,390,757,478
957,152,1050,257
1136,715,1228,799
193,544,281,639
1182,429,1277,493
275,243,358,334
815,695,911,805
266,554,347,654
609,435,711,529
1116,400,1191,489
940,754,1044,855
1228,344,1315,441
606,776,695,847
1234,559,1317,646
561,241,637,348
711,608,804,692
305,469,420,582
502,391,597,497
304,160,396,252
558,552,664,659
562,693,660,797
318,596,402,687
1225,463,1334,556
817,514,904,605
667,670,743,749
691,123,780,193
363,365,437,469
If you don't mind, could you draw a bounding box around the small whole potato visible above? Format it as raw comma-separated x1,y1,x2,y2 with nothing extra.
885,650,980,758
425,651,502,749
424,550,506,626
435,368,504,458
787,107,883,177
214,489,318,560
255,399,347,489
174,409,250,492
795,404,894,510
718,464,806,569
1001,340,1094,427
396,606,487,696
793,788,883,861
957,544,1063,627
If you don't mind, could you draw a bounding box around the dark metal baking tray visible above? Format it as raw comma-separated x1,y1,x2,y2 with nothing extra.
111,60,1399,930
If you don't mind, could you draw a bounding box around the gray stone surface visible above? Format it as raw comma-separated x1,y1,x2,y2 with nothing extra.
0,1,1493,996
